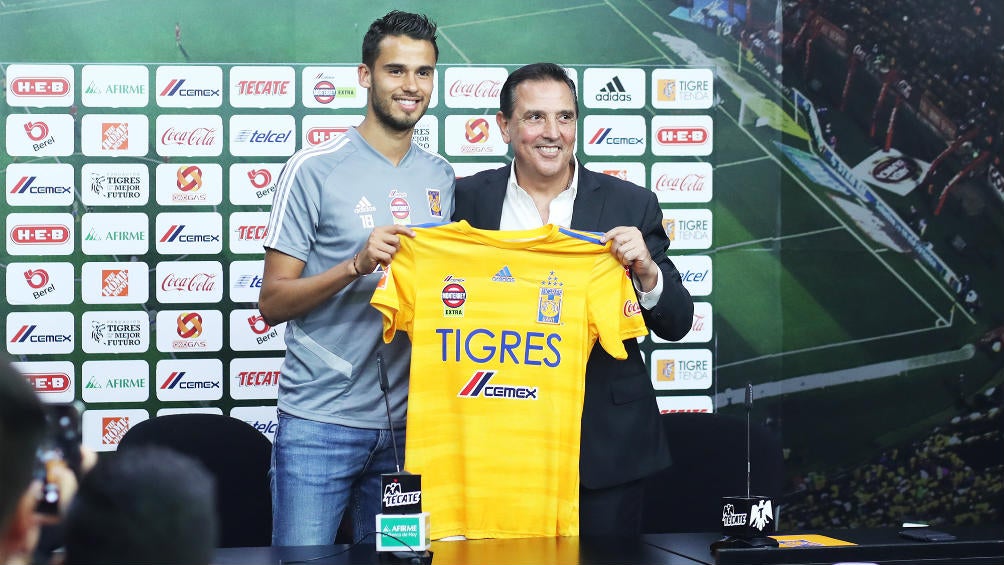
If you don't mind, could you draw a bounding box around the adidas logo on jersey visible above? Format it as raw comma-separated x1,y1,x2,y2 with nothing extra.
354,197,376,214
491,265,516,283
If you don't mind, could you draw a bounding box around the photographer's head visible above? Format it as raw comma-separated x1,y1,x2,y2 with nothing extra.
63,445,218,565
0,357,47,562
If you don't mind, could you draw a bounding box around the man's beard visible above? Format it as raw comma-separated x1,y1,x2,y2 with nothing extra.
370,92,425,133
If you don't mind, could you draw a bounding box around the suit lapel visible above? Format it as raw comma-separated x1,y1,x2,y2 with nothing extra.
570,165,605,232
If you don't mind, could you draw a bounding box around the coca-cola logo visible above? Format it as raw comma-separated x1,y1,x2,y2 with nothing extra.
623,300,641,317
161,272,217,292
161,127,218,146
655,173,706,192
448,79,502,98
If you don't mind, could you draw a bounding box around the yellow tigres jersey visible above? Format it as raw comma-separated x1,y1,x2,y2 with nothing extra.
370,220,647,539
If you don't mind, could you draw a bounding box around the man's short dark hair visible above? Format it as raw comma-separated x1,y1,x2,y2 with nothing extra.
64,446,218,565
499,62,579,119
361,10,439,68
0,357,46,529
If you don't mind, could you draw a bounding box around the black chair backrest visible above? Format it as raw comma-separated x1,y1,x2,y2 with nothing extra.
641,413,784,533
117,413,273,547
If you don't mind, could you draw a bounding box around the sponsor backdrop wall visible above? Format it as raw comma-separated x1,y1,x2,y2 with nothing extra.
3,0,1002,529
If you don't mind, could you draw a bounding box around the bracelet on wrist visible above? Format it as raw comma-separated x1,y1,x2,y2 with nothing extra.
349,253,362,277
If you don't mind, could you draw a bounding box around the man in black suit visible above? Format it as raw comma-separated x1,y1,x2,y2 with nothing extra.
452,62,694,535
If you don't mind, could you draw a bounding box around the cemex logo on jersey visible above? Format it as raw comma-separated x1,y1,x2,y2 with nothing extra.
457,370,538,400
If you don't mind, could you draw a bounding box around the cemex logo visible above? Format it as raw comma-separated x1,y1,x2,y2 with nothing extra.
10,176,71,195
159,79,220,97
457,370,537,400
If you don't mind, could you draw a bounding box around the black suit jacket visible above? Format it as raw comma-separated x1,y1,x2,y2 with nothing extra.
453,163,694,489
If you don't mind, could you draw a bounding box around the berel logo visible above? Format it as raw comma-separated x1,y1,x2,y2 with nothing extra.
5,262,74,305
4,114,74,156
229,308,285,351
229,163,282,205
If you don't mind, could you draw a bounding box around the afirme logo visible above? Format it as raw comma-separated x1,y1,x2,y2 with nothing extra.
82,64,149,108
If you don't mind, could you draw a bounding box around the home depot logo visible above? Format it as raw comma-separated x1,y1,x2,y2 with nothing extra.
101,123,129,151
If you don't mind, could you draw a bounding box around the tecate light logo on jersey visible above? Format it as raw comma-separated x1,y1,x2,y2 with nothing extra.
6,163,75,207
6,311,75,355
230,357,282,400
156,114,223,157
155,212,223,255
14,361,76,404
231,405,278,442
301,66,367,109
6,64,74,107
301,114,362,146
5,114,74,157
156,260,223,304
650,348,713,391
444,115,507,156
6,213,75,256
80,212,149,256
229,211,271,255
669,255,712,297
81,311,149,354
229,260,265,303
81,163,150,206
229,163,282,205
652,115,713,157
81,261,150,304
156,359,224,402
444,66,507,108
583,161,646,187
230,114,296,156
155,65,223,108
583,114,645,156
155,163,223,206
656,395,713,414
5,262,75,305
651,68,714,110
650,161,713,203
583,67,645,109
156,309,223,353
81,360,150,403
661,208,713,250
229,65,295,108
82,409,149,452
81,114,149,156
82,64,149,107
230,309,286,352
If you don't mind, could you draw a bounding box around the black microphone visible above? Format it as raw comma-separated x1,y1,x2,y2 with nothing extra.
377,352,400,472
375,352,431,560
711,383,779,554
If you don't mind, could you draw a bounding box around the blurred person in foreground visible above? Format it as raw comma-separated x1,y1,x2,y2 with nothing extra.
63,445,217,565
